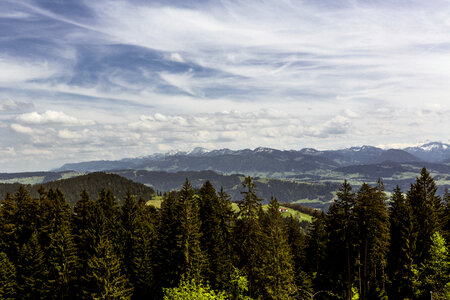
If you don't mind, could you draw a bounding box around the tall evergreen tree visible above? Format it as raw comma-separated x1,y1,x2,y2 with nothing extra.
0,251,16,299
305,211,327,293
14,186,40,246
325,180,357,300
39,188,76,299
16,231,50,299
72,190,103,298
175,179,205,282
408,167,445,264
387,186,416,299
198,181,234,291
259,197,296,299
0,193,18,260
84,237,133,300
234,177,264,298
131,201,157,299
155,191,182,292
354,182,389,299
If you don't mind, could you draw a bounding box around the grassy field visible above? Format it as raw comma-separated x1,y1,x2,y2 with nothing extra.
231,202,312,222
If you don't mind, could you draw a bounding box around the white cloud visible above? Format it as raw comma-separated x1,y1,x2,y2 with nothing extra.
0,57,61,84
169,52,185,63
16,111,94,126
11,123,34,134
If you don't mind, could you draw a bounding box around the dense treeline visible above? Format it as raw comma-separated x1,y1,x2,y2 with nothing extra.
0,172,155,206
0,167,449,299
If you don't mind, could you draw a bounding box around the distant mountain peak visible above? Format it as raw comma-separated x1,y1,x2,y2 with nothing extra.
254,147,275,153
419,142,449,151
188,147,209,155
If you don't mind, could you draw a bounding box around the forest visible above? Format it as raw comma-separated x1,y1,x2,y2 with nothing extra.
0,167,449,299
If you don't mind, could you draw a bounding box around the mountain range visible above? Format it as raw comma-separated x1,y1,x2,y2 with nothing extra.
54,142,450,175
1,142,449,209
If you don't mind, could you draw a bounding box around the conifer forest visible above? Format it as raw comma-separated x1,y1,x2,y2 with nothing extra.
0,167,449,299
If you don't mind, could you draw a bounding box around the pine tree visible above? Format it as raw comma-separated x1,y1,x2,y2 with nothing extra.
84,237,133,300
387,186,416,299
408,168,445,265
39,188,77,299
175,179,205,282
198,181,234,291
258,197,296,299
72,190,103,298
0,251,16,299
14,186,40,246
234,177,264,298
121,190,138,280
155,191,183,292
97,189,123,255
16,231,50,299
354,182,389,299
0,193,18,260
325,180,357,300
131,202,157,299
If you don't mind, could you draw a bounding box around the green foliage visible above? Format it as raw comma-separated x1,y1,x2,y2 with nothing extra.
163,278,227,300
415,232,450,299
226,267,253,300
324,180,357,299
387,186,416,299
408,167,445,264
0,252,16,299
1,169,448,300
84,237,133,300
354,182,390,299
198,182,234,291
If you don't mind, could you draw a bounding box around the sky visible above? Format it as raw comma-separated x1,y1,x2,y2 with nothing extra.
1,0,449,172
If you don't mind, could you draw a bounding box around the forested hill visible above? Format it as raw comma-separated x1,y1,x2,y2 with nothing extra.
0,170,339,209
0,172,155,206
113,170,338,208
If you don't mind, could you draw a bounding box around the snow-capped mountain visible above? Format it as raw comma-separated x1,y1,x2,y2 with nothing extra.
404,142,450,163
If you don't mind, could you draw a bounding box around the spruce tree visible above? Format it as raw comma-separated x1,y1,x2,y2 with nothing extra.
175,179,205,282
304,211,328,295
354,182,389,299
84,237,133,299
408,167,445,264
155,191,182,292
0,251,16,299
259,197,296,299
198,181,234,291
15,186,40,246
325,180,357,300
72,190,103,298
387,186,416,299
0,193,18,260
234,176,264,298
131,202,157,299
16,231,50,299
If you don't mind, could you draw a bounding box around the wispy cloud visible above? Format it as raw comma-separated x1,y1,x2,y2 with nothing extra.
0,0,449,171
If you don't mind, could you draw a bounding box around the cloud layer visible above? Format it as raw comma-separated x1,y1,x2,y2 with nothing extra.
0,0,449,171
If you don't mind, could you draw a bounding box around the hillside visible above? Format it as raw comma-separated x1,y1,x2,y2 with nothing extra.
0,172,155,206
113,170,338,209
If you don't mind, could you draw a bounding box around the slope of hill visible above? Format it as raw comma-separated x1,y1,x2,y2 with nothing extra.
113,170,338,209
0,172,155,206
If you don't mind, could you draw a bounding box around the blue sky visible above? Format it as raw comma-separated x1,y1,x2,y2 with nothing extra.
1,0,449,171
